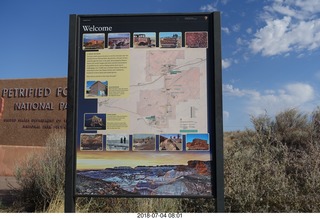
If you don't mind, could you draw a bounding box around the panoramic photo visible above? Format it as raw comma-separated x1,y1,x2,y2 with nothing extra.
76,150,212,196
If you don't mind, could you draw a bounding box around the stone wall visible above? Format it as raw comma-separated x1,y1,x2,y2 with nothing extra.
0,78,67,175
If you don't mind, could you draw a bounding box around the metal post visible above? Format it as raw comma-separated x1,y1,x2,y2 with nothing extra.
213,12,224,212
65,14,77,213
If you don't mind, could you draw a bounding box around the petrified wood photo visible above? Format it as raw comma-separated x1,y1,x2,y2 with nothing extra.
159,134,182,151
80,134,103,151
84,113,106,130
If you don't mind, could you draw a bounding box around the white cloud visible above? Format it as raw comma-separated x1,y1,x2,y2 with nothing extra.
222,27,230,34
253,83,314,115
295,1,320,14
236,37,248,46
224,83,315,116
222,59,232,69
223,84,244,97
223,111,230,119
232,24,241,32
223,84,259,97
264,90,275,94
200,4,217,12
250,16,292,56
265,4,298,18
250,0,320,56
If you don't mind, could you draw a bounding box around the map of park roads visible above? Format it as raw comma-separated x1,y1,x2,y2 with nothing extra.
98,48,208,134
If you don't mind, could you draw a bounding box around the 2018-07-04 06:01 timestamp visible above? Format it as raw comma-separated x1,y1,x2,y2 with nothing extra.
137,213,183,218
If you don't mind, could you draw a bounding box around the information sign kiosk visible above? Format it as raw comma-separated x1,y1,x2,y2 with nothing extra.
66,12,223,212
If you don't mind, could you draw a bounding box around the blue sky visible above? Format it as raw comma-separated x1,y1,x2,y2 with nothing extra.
1,0,320,131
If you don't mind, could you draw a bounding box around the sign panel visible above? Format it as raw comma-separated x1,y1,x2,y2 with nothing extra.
67,13,223,204
0,78,67,146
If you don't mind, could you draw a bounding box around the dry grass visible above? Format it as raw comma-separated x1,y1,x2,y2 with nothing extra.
75,198,183,213
13,130,66,212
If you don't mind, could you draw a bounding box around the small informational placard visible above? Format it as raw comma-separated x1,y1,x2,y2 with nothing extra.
66,12,223,212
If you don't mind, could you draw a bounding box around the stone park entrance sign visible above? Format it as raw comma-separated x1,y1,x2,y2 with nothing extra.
0,78,67,175
0,78,67,146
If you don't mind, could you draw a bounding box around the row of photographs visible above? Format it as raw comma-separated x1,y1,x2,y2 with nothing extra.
82,31,208,50
80,133,210,152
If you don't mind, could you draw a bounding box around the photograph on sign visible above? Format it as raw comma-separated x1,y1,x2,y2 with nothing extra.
84,113,106,130
159,134,183,151
132,134,156,151
80,133,103,151
159,32,182,48
71,14,215,197
83,33,105,50
186,133,210,151
133,32,156,48
108,33,130,49
106,134,130,151
185,32,208,48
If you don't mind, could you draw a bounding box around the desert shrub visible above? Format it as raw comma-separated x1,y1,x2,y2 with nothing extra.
13,130,66,212
225,108,320,212
274,109,311,152
180,198,215,212
224,129,293,212
311,107,320,144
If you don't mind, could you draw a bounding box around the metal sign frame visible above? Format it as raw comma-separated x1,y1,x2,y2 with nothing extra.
65,12,223,212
